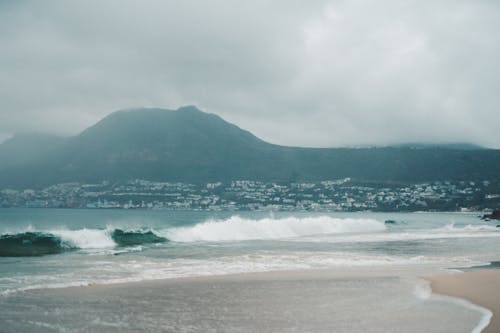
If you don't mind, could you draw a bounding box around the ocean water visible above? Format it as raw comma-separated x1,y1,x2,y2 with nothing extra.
0,209,499,332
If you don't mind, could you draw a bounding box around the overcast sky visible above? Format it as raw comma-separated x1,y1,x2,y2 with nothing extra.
1,0,499,147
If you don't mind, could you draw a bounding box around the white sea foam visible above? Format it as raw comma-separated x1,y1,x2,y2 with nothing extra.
437,223,499,232
294,224,500,243
413,279,432,300
11,217,498,248
4,216,497,251
163,216,386,242
430,293,493,333
51,229,115,249
1,251,449,296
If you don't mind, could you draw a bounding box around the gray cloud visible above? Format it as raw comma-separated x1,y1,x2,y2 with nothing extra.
1,0,499,147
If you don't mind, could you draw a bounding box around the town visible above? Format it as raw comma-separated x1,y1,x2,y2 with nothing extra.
1,178,499,212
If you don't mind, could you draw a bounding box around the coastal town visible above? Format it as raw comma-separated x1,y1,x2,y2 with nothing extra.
1,178,499,212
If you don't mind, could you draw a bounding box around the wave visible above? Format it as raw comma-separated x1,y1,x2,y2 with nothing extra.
111,229,167,246
3,217,495,256
0,232,75,257
292,224,500,244
436,223,499,232
163,216,386,242
0,229,168,257
51,229,116,249
1,216,385,255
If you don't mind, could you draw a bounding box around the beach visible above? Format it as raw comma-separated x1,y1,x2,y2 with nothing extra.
427,269,500,333
0,267,489,333
1,210,499,332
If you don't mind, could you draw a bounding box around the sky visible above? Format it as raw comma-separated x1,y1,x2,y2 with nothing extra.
1,0,499,148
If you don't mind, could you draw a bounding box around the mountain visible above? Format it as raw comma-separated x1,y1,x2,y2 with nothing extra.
390,143,484,150
0,106,499,188
0,133,66,170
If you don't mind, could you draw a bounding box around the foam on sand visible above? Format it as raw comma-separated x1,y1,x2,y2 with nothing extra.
427,269,500,333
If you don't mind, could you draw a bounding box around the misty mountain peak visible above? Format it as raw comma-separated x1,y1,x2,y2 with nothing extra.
0,107,499,188
177,105,201,112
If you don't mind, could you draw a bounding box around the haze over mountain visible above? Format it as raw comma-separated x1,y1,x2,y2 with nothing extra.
0,106,499,189
2,2,500,149
0,133,66,171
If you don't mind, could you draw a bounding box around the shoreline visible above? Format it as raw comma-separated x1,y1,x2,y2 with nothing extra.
426,269,500,333
1,266,492,332
10,266,430,294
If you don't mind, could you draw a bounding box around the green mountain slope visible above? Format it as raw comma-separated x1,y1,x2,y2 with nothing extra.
0,133,66,171
0,106,499,188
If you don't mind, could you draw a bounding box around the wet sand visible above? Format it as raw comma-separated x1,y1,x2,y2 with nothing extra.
427,269,500,333
0,267,486,333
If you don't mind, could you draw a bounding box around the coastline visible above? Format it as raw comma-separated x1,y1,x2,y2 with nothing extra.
427,269,500,333
0,267,488,333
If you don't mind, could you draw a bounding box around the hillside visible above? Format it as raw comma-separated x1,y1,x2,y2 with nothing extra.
0,106,499,188
0,133,66,171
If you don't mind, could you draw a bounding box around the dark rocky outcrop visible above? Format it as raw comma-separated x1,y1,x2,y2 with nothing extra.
482,209,500,220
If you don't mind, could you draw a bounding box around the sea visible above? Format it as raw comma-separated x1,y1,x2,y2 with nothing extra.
1,208,499,332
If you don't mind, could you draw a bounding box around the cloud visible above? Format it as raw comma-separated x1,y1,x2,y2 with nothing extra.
0,0,499,147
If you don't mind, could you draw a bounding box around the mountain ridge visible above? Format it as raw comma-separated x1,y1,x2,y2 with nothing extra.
0,106,499,189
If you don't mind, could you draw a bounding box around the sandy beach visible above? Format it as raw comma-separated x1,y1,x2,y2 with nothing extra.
427,269,500,333
0,267,488,333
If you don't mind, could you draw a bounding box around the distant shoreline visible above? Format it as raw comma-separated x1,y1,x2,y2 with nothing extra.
0,206,490,215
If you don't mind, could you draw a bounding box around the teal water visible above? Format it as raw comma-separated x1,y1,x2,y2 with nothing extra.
1,209,499,293
0,209,499,332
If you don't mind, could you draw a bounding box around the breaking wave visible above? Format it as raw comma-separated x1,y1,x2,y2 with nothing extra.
163,216,386,242
3,217,496,257
0,216,386,255
0,232,75,257
436,223,499,232
0,228,168,257
111,229,167,247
